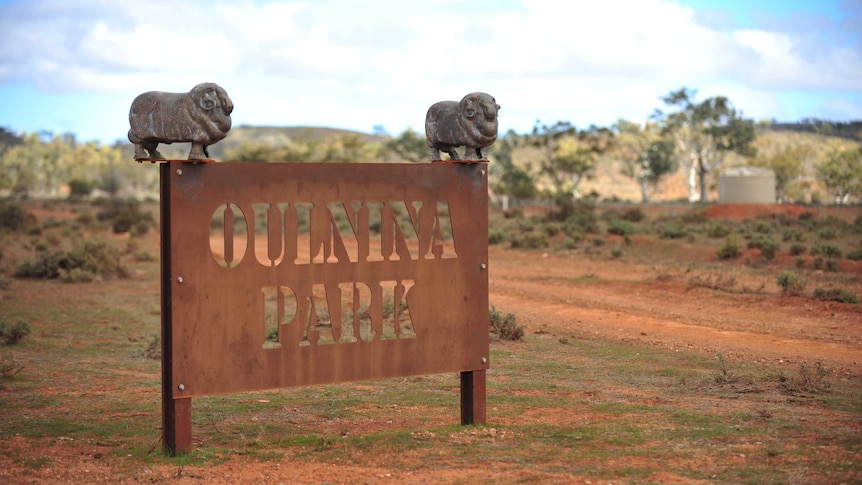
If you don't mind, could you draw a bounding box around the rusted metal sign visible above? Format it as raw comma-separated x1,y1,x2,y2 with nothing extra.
160,161,489,452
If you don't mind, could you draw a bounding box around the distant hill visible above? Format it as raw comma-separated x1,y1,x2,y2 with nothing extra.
761,120,862,141
117,125,383,161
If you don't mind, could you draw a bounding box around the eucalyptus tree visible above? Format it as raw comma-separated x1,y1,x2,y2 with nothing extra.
817,144,862,204
613,119,677,203
654,88,756,202
751,144,813,203
528,120,613,203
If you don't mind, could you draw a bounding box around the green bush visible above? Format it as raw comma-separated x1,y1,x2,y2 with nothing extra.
510,231,548,249
14,240,128,281
812,256,824,270
809,244,842,259
680,212,707,224
489,306,525,341
0,201,36,232
846,248,862,261
68,178,94,200
782,229,804,242
747,236,779,260
659,223,687,239
96,198,154,234
0,317,31,345
488,230,505,245
607,219,635,236
717,235,741,260
789,243,807,256
776,271,807,296
707,223,730,238
811,288,858,304
620,208,644,222
759,239,779,260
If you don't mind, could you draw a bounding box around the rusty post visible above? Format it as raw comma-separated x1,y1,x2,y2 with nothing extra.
460,369,487,425
160,162,192,455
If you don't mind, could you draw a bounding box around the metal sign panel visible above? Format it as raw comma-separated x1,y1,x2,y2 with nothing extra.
166,162,489,398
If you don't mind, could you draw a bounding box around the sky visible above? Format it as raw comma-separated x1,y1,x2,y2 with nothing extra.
0,0,860,146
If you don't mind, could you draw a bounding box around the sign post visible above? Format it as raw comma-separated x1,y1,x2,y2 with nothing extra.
159,161,489,455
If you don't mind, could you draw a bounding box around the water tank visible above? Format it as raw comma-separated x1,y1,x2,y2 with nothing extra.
718,166,776,203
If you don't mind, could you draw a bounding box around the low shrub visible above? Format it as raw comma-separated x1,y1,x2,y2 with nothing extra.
717,235,741,260
782,229,804,243
96,198,155,235
0,201,37,232
811,288,858,304
0,317,31,345
776,271,807,296
779,361,832,395
489,306,524,341
488,230,506,245
607,219,635,236
809,244,842,259
14,240,127,281
846,248,862,261
680,212,707,224
659,223,687,240
789,243,807,256
707,223,730,238
620,207,644,222
510,231,548,249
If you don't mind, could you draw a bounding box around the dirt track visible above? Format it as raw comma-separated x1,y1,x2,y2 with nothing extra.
487,245,862,377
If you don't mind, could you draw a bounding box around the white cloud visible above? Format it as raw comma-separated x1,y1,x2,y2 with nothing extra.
0,0,859,141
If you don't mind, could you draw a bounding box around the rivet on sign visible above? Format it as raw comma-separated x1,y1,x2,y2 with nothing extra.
481,357,487,364
480,263,487,270
178,384,185,391
177,276,184,283
176,169,183,175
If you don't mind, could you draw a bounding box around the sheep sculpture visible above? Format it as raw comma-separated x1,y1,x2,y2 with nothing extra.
425,92,500,161
128,82,233,160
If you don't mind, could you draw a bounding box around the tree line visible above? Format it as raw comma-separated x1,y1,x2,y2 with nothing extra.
1,87,860,205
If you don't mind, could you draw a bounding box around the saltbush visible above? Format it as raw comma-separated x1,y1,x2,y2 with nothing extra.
776,271,807,296
96,198,154,235
789,243,807,256
707,223,730,238
659,223,687,240
14,240,127,281
0,317,31,345
811,288,858,304
809,244,842,260
0,201,36,232
489,306,525,341
717,235,741,260
607,219,635,236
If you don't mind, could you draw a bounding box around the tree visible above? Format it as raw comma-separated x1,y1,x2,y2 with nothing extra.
751,144,812,203
528,121,613,202
384,128,428,163
817,144,862,204
489,130,538,207
654,87,756,202
613,119,677,203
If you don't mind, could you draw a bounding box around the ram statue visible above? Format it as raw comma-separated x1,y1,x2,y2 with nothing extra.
424,92,500,161
128,82,233,160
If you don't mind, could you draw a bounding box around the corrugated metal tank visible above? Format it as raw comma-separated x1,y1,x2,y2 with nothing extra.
718,166,776,203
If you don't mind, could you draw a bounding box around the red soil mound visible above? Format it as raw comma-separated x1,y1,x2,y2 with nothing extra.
699,203,814,221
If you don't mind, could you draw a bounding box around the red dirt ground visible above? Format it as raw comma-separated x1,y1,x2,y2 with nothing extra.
2,203,860,484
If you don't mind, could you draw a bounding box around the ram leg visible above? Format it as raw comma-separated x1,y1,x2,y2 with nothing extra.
133,143,149,160
445,148,461,160
143,141,164,160
188,143,207,160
